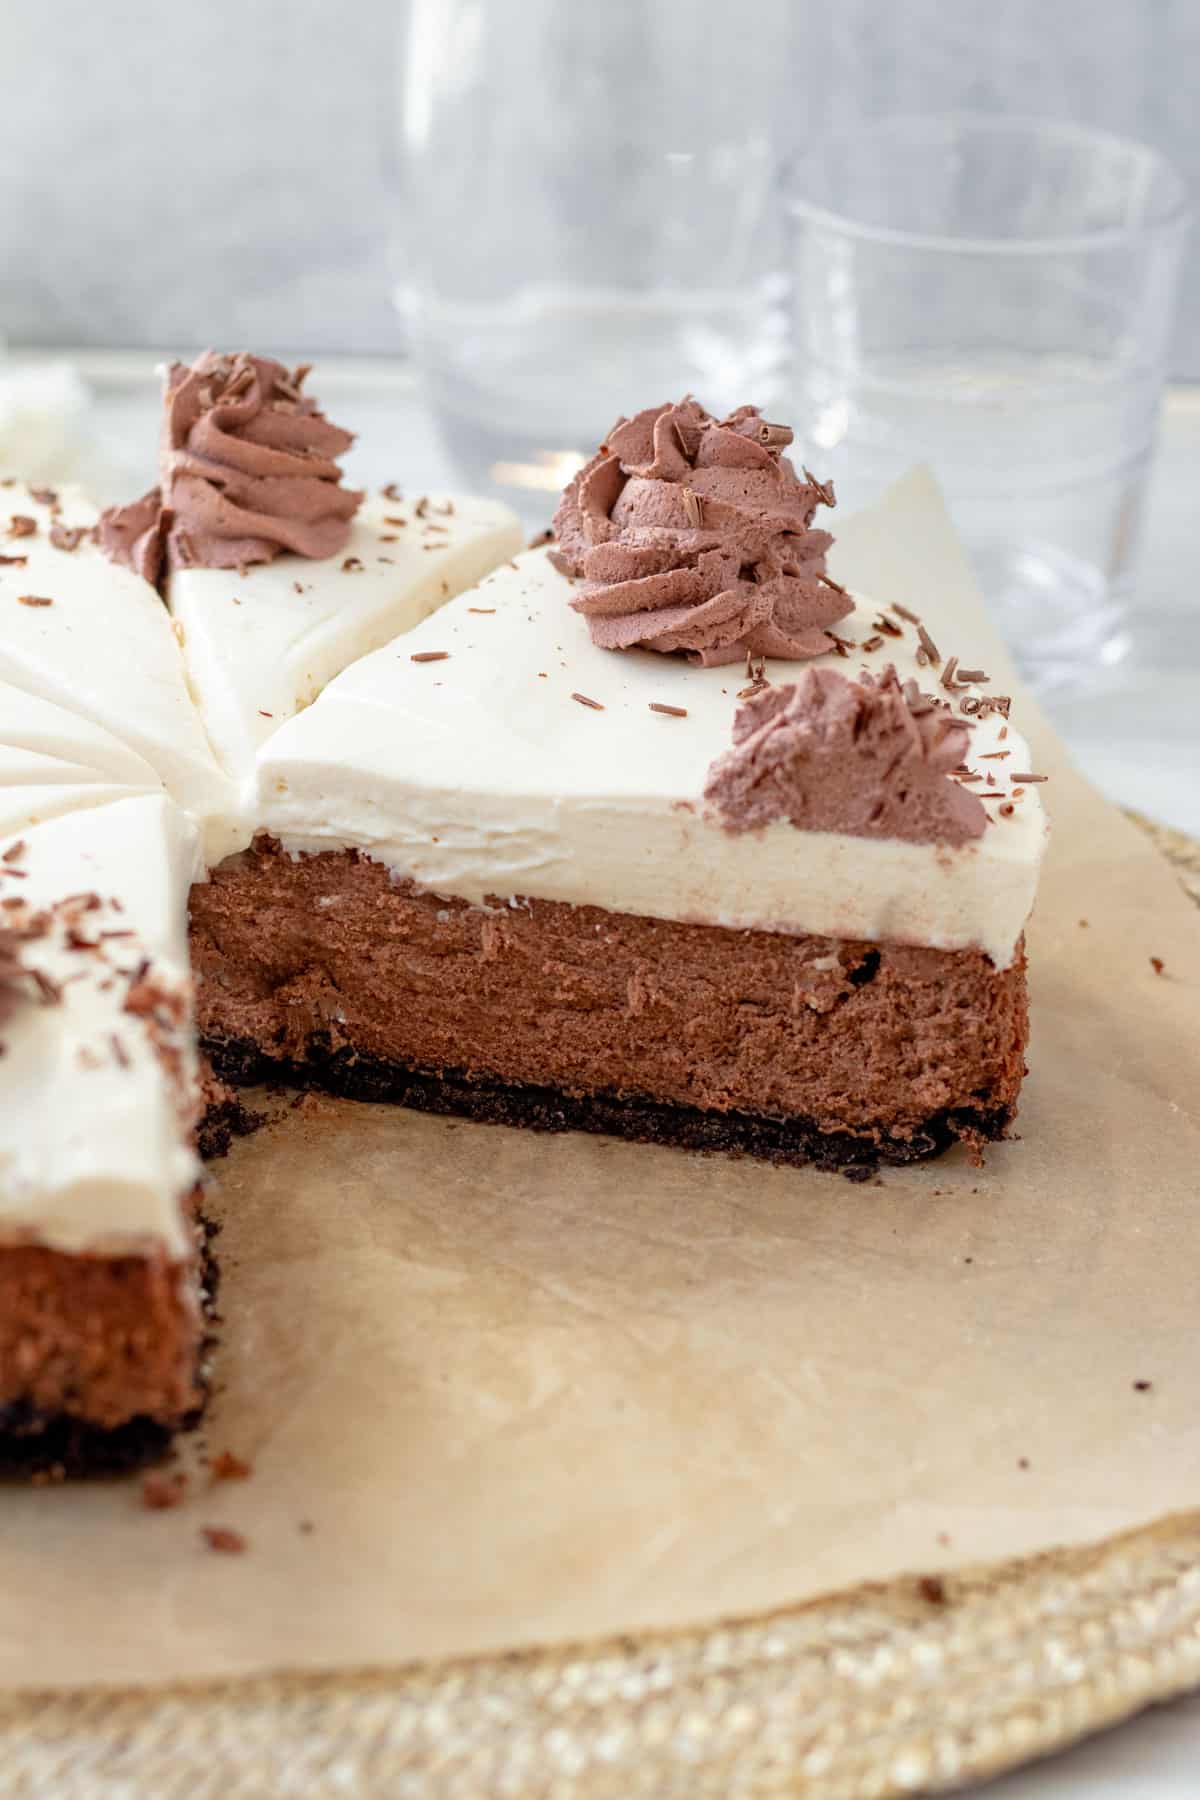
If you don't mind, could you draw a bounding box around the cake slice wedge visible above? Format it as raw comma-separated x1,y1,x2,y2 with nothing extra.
193,402,1047,1171
0,796,209,1474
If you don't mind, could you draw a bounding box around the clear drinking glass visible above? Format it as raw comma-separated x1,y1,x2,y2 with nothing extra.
788,116,1190,686
393,0,801,519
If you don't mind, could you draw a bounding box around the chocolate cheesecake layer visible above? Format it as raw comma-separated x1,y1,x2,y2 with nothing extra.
190,838,1028,1166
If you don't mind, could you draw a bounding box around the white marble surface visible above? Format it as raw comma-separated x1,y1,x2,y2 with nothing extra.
7,350,1199,1793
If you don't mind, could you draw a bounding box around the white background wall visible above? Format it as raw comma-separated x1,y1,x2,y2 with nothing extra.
1,0,1196,369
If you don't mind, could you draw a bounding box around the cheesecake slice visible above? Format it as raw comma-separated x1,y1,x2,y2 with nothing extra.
193,402,1046,1171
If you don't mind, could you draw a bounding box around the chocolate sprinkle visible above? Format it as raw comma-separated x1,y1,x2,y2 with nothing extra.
916,623,942,666
410,651,449,664
802,468,837,509
571,691,604,710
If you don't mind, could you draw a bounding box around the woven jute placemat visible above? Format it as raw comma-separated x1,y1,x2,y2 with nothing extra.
2,816,1195,1800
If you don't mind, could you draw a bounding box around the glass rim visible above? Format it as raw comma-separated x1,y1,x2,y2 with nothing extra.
787,112,1192,256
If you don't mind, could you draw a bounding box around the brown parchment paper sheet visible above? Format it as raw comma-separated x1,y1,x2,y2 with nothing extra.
1,472,1196,1691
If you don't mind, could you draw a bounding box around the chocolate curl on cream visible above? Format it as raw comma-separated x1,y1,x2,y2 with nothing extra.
705,664,988,847
551,399,850,666
96,352,364,588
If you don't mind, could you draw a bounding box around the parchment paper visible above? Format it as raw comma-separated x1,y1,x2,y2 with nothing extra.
1,472,1196,1691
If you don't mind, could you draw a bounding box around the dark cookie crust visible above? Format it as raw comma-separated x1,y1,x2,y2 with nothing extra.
205,1032,1013,1177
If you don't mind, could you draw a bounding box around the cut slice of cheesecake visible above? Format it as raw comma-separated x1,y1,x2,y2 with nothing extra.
0,795,208,1473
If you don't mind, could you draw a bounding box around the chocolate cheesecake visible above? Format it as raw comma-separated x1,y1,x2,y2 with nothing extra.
0,369,1046,1473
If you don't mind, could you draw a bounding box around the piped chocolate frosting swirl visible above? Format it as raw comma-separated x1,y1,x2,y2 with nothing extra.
705,664,988,847
97,352,364,589
551,399,850,666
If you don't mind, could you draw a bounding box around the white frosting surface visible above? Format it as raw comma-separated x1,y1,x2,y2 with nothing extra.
167,491,522,805
257,551,1047,969
0,483,240,861
0,796,202,1259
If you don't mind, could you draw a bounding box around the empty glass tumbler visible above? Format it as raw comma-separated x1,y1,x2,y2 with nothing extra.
788,115,1189,685
394,0,802,518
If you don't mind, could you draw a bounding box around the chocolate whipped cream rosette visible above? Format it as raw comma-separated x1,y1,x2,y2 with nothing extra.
97,352,364,587
552,399,851,665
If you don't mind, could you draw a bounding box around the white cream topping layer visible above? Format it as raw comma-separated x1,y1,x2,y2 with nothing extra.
167,492,522,804
257,551,1046,969
0,483,242,862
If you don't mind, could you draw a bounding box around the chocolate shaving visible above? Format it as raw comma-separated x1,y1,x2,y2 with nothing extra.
1150,956,1165,976
0,553,28,566
17,594,52,607
916,623,941,666
815,570,848,596
341,556,364,573
31,968,62,1004
860,634,883,653
649,702,688,718
892,603,921,624
410,651,449,664
29,487,58,508
382,482,403,502
467,607,496,614
210,1450,252,1481
9,516,37,537
1,842,25,865
802,468,837,508
111,1033,131,1068
940,655,960,691
49,523,85,552
955,668,989,684
873,615,903,638
200,1526,247,1554
680,487,703,528
978,750,1010,760
1008,772,1048,783
757,421,794,448
383,516,407,527
528,528,553,549
414,496,429,519
571,691,604,710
